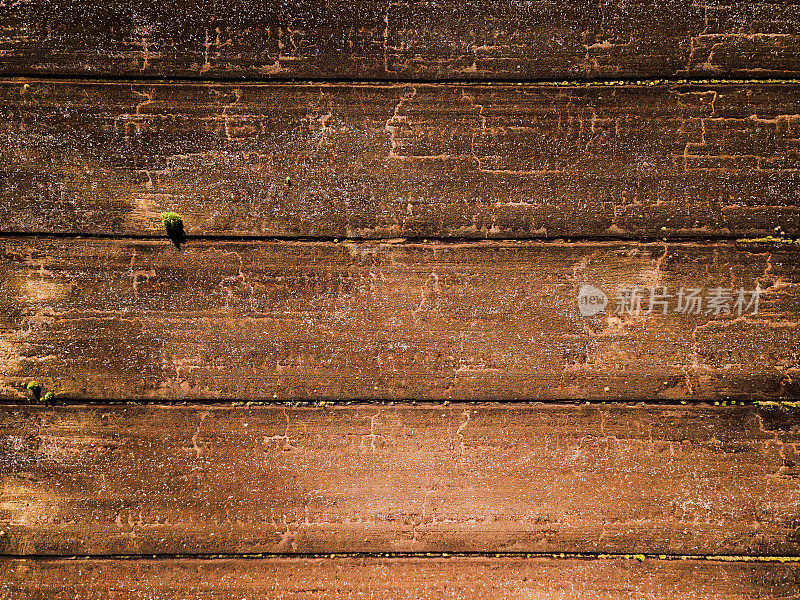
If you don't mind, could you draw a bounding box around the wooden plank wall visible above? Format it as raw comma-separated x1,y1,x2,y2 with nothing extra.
0,1,799,598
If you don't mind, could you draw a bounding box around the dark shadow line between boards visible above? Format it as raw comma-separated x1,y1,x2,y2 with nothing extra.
2,73,800,86
1,551,798,562
0,399,779,407
0,231,786,245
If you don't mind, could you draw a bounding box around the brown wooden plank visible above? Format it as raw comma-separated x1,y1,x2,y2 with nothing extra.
1,403,799,555
1,1,800,80
2,81,800,239
1,238,799,401
2,557,800,599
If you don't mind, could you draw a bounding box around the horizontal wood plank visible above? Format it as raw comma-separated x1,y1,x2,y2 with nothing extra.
1,404,799,555
2,557,800,599
2,81,800,238
1,238,799,401
1,1,800,80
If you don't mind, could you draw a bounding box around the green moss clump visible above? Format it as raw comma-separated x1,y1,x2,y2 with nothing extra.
737,235,799,245
26,381,41,396
42,391,54,405
160,212,186,247
634,554,646,562
757,400,800,409
160,211,182,228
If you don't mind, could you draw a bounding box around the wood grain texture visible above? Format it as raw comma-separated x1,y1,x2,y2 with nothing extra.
1,1,800,80
2,557,800,599
1,404,799,556
1,238,799,401
2,81,800,239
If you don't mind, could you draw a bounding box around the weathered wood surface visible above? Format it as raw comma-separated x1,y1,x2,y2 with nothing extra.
2,82,800,239
2,557,800,599
1,404,799,555
1,1,799,80
2,238,799,401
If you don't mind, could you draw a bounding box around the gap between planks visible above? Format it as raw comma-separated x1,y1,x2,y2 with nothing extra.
3,75,800,86
1,552,799,562
0,399,784,407
0,232,793,244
